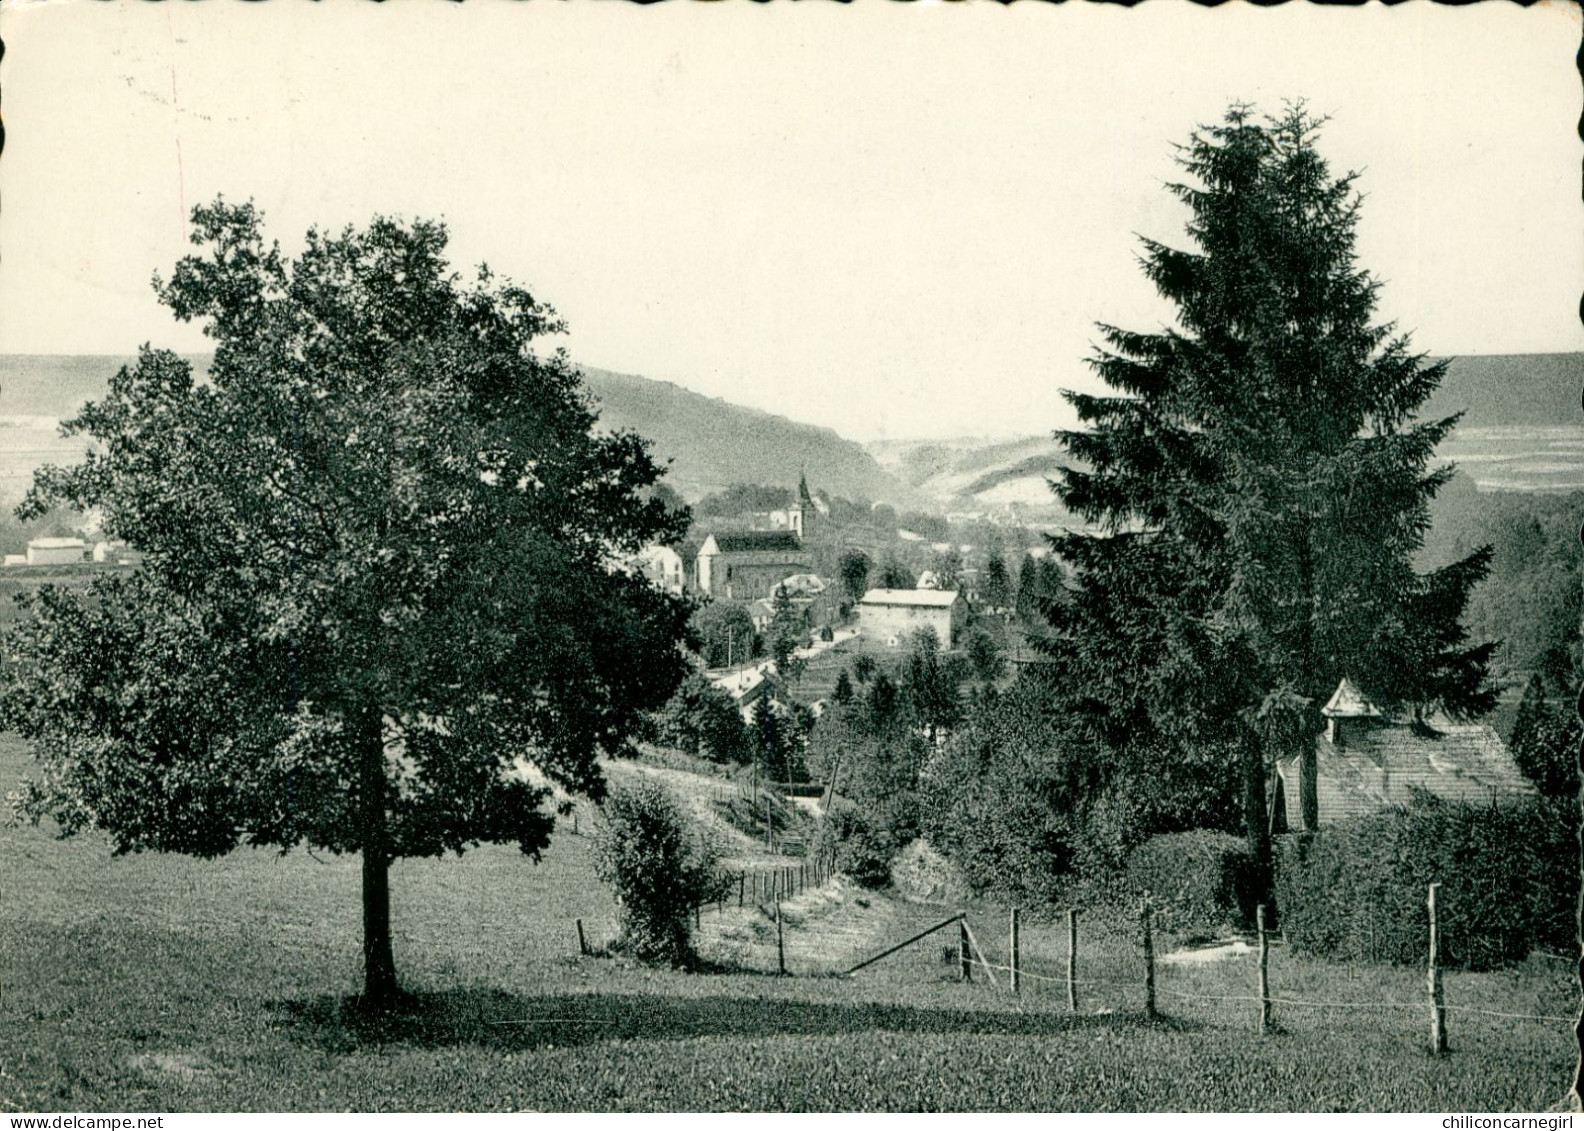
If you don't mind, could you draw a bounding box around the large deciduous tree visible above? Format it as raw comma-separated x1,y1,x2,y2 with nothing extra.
1044,106,1495,871
1,201,693,1008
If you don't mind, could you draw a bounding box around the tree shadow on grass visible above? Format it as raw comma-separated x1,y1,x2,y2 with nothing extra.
270,987,1200,1053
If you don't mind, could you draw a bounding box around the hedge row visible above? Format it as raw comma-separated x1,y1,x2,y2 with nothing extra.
1125,830,1262,935
1273,793,1574,971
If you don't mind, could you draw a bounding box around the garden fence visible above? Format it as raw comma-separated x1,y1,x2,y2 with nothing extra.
943,886,1576,1056
573,868,1575,1059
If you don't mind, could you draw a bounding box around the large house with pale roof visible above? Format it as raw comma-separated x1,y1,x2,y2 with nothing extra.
856,587,966,649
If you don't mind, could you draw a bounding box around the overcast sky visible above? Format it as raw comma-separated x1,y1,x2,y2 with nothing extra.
1,2,1578,441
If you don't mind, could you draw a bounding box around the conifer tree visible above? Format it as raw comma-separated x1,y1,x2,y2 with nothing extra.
1015,555,1039,621
983,549,1013,613
1045,105,1495,865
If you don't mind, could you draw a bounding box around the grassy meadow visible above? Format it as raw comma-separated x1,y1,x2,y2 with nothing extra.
0,733,1575,1112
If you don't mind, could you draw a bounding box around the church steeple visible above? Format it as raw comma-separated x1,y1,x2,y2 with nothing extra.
797,472,825,544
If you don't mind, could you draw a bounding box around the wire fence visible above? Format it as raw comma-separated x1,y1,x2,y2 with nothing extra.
932,892,1578,1050
572,862,1577,1052
811,890,1576,1055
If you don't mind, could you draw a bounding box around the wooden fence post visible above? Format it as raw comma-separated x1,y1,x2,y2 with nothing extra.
1067,908,1079,1012
1428,882,1447,1054
1257,903,1270,1035
776,899,786,976
1141,898,1156,1020
1010,907,1021,995
958,916,972,982
575,918,588,957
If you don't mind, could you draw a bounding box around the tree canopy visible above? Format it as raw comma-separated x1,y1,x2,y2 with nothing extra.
690,599,758,669
838,549,871,605
1,200,693,1007
1043,106,1495,866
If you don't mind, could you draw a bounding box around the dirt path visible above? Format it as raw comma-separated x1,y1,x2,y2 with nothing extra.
697,877,935,976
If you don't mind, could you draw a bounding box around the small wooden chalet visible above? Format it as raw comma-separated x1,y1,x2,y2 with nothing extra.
1273,678,1536,832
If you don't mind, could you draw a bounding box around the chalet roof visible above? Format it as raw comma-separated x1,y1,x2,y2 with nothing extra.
1281,718,1536,823
1322,677,1383,719
858,587,961,608
705,531,804,555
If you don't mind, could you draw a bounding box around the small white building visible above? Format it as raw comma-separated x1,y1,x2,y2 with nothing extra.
92,540,134,564
856,587,966,650
635,544,686,595
705,662,782,722
26,537,87,566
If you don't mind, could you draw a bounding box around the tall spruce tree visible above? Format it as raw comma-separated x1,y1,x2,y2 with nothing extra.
1045,106,1495,868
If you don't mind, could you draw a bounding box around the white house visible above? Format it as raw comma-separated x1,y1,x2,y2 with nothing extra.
26,537,87,566
635,544,686,595
705,662,782,722
856,587,966,649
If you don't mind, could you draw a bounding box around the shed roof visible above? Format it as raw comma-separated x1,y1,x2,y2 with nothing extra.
858,587,961,608
28,537,86,549
1280,718,1536,823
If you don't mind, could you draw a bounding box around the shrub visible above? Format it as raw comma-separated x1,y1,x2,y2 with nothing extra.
1125,830,1258,935
653,674,751,764
593,782,731,967
890,838,969,904
1274,793,1574,970
811,805,896,890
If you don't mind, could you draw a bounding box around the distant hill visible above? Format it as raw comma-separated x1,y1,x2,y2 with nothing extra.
0,354,158,416
872,352,1584,511
578,367,926,508
0,354,928,511
869,433,1072,515
1422,353,1582,428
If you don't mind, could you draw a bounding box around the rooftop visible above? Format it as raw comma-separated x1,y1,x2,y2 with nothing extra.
705,531,804,554
1286,719,1537,823
858,587,961,608
1322,677,1384,719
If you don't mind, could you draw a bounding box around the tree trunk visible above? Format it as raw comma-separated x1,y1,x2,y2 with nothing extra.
357,705,400,1009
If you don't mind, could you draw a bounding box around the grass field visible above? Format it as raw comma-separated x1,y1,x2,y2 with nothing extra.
0,733,1575,1112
